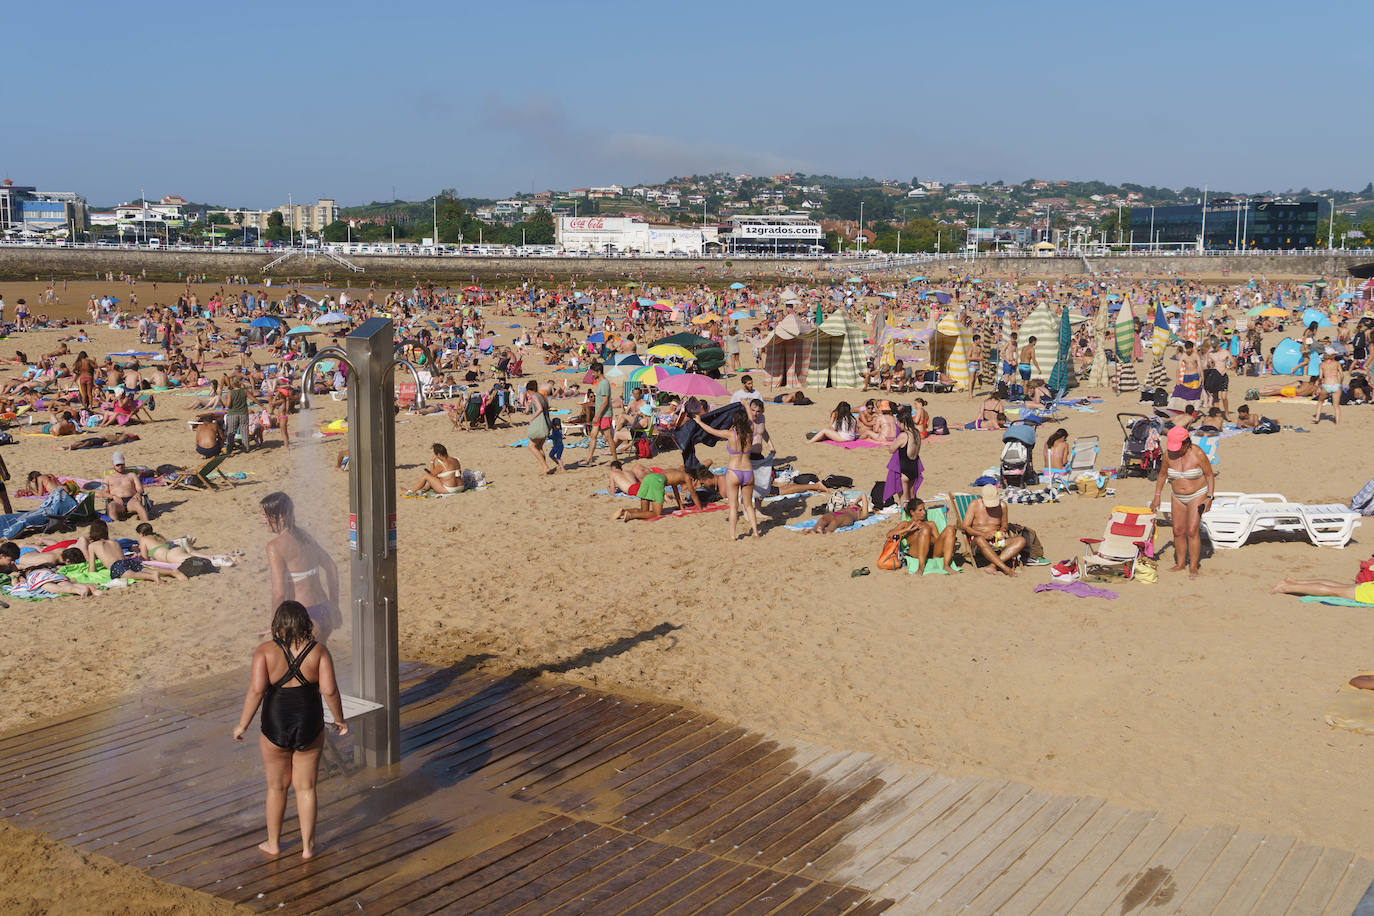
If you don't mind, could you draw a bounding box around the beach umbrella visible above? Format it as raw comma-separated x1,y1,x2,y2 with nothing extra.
729,282,746,290
876,292,897,299
647,344,696,360
650,300,674,311
249,316,283,329
587,331,606,345
629,364,682,385
1181,307,1199,343
636,296,656,307
657,372,729,398
1259,307,1289,318
1114,304,1135,361
286,324,317,336
729,310,750,321
109,350,160,359
845,277,863,284
692,313,719,325
1151,301,1172,356
1244,304,1267,317
1145,355,1170,390
315,312,351,325
463,285,482,292
1048,307,1073,392
610,353,645,367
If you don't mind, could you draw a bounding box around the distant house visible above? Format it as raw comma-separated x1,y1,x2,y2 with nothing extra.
906,188,929,199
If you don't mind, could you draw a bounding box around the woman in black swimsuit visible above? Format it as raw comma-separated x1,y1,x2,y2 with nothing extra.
233,600,347,859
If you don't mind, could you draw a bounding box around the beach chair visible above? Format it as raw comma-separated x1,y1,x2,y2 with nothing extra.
1068,436,1099,476
1081,506,1156,579
950,492,979,561
167,454,235,491
1200,492,1358,549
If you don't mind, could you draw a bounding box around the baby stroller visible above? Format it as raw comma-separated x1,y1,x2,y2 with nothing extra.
1117,412,1162,480
999,423,1037,488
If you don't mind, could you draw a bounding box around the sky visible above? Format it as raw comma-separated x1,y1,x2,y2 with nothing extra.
9,0,1370,208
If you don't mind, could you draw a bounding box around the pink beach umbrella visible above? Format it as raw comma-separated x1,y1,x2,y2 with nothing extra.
657,372,728,398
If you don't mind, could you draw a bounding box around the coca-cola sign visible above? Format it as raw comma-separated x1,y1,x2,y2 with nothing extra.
566,217,606,230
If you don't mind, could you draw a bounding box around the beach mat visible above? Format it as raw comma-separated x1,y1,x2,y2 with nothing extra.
643,502,728,521
1325,672,1374,735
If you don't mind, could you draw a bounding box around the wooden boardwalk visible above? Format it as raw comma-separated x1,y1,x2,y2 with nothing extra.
1,659,1371,914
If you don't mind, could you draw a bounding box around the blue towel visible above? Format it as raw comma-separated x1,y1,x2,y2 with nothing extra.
786,512,892,534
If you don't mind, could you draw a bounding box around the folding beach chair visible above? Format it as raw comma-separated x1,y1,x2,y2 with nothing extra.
1068,436,1099,476
167,454,235,491
1081,506,1156,579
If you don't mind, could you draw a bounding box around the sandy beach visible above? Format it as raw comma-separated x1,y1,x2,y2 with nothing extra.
2,273,1373,910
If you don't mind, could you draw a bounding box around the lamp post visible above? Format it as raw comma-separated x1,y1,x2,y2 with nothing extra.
298,318,424,768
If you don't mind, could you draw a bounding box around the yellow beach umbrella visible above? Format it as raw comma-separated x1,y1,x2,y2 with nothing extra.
692,313,719,325
1259,307,1289,318
647,344,696,360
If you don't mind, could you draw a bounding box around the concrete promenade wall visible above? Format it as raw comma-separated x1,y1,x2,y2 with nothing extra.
0,247,1369,285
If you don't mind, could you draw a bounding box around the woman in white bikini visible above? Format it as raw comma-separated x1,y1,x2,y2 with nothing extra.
1148,426,1214,579
404,442,464,495
262,492,341,640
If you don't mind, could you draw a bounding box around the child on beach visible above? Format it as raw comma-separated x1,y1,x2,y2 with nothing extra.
548,417,566,472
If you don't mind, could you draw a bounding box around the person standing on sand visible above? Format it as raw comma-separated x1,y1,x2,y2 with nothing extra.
1315,348,1344,425
1149,427,1214,580
524,380,554,474
585,362,614,466
233,600,347,860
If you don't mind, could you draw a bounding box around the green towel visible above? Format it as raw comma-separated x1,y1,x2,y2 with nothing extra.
1299,596,1374,608
60,563,113,585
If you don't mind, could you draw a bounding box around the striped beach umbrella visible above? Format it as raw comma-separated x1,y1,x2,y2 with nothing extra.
1115,360,1140,394
1151,301,1172,356
1114,303,1136,361
1146,355,1170,390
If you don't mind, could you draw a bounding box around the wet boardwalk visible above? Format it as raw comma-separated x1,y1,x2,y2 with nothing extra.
1,658,1371,914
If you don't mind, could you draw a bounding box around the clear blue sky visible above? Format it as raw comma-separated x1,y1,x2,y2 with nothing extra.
9,0,1368,208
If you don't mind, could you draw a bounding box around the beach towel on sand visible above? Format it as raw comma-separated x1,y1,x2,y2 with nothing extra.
1299,596,1374,608
786,511,895,534
821,439,886,449
1325,671,1374,735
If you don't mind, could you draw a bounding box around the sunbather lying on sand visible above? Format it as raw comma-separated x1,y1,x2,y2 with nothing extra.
807,494,871,534
1270,575,1374,604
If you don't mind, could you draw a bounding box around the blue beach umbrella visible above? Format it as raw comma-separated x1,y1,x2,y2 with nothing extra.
285,324,316,336
729,310,750,321
250,316,283,329
729,282,746,290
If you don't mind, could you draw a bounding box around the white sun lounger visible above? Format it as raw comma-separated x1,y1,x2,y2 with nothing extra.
1203,492,1360,549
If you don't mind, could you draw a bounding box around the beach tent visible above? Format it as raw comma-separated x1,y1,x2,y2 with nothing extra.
1300,307,1333,328
802,312,867,389
1019,304,1056,377
758,314,813,388
931,313,973,390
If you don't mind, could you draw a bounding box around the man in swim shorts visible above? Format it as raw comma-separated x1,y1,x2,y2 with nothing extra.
586,362,616,466
194,415,224,458
1018,337,1040,382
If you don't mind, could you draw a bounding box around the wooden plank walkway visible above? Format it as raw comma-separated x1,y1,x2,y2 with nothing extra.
1,660,1371,914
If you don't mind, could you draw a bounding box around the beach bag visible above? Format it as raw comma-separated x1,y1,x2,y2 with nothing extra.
877,534,906,571
635,437,653,459
177,556,215,577
930,416,949,436
1152,389,1169,408
1134,555,1158,584
1051,558,1079,582
1253,417,1279,434
1076,474,1106,498
827,491,849,513
1357,558,1374,585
